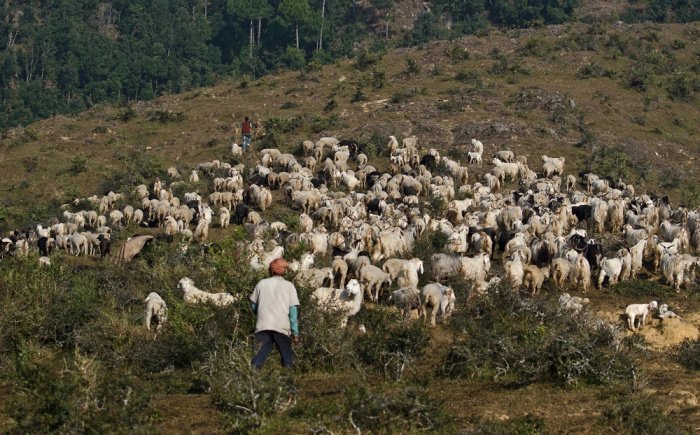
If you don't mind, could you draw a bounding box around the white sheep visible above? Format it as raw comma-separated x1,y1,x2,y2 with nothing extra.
657,303,681,319
144,292,168,333
558,293,590,313
358,264,392,302
189,170,199,183
625,300,658,330
390,287,422,319
250,246,284,272
312,279,363,328
177,277,237,306
219,207,231,228
420,283,455,326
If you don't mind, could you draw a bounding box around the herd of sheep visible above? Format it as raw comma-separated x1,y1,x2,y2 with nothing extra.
2,134,699,336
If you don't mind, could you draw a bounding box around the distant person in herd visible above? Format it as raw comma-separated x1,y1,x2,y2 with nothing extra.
249,258,301,369
241,116,255,151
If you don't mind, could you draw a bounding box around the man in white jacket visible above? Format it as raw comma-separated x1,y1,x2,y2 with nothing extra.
249,258,300,369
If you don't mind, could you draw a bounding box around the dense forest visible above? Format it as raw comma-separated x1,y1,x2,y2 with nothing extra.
0,0,697,131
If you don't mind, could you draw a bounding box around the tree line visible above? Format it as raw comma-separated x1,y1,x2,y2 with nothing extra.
0,0,696,131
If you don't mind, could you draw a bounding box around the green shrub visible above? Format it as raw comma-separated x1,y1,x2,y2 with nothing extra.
473,414,545,434
608,279,671,298
148,110,185,123
666,72,696,102
102,149,162,194
355,315,430,380
355,51,383,70
441,287,638,387
404,58,422,76
69,154,88,174
21,156,38,172
675,338,700,371
344,383,449,433
599,389,688,434
323,99,337,111
118,106,137,122
8,345,153,434
204,340,296,432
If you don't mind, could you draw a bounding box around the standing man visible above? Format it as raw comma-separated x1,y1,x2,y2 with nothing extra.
249,258,300,369
241,116,253,151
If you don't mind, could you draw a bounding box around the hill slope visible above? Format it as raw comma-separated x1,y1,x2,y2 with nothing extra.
1,21,698,230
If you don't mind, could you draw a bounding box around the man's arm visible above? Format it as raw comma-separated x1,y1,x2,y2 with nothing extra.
289,305,299,337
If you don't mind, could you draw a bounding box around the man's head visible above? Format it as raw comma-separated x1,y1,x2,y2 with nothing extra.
269,258,288,276
245,116,249,121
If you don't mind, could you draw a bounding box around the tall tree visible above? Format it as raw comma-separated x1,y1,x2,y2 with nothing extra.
279,0,311,49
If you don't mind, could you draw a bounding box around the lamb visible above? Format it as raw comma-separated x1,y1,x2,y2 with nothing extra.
189,170,199,183
250,246,284,272
522,265,549,295
494,150,513,162
167,167,180,179
312,279,363,328
571,253,592,292
97,233,112,259
396,263,420,289
625,300,658,330
358,264,392,301
430,253,463,282
144,292,168,333
657,303,681,319
296,267,333,288
468,151,482,165
219,207,231,228
194,217,210,243
558,293,590,313
541,155,565,175
177,277,237,306
382,258,424,282
597,256,624,288
551,257,572,288
420,283,455,326
332,256,349,289
231,142,243,157
390,287,422,320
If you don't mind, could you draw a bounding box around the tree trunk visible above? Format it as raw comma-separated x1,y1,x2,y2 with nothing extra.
257,18,262,45
318,0,325,51
249,19,254,59
295,22,299,49
385,12,389,40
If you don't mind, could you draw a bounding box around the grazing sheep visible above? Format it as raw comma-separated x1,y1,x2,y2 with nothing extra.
420,283,455,326
358,264,392,302
189,170,199,183
522,265,549,295
312,279,363,328
250,246,284,272
177,277,237,306
390,287,422,319
597,256,624,288
332,256,349,289
551,258,572,288
494,150,514,162
144,292,168,333
97,233,112,259
625,301,658,330
571,253,592,292
167,167,180,179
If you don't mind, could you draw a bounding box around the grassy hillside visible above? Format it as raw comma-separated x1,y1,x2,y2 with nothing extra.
0,20,699,433
1,21,698,230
